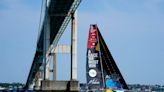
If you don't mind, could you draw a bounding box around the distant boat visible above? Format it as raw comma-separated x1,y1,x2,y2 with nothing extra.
86,24,128,91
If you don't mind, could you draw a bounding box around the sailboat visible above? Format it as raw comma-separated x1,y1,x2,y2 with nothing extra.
86,24,128,91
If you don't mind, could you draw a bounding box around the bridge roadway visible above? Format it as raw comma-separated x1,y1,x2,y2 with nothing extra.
25,0,81,89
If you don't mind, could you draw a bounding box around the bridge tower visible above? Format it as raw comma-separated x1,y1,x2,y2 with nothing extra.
25,0,82,91
41,13,79,91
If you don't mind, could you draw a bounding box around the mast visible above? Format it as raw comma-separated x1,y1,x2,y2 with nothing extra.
95,25,105,88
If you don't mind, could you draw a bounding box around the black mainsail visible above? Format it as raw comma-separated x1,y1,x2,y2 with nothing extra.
86,24,128,90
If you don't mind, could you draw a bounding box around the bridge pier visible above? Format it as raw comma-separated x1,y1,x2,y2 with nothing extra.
71,12,77,80
43,10,50,80
70,12,80,91
41,80,79,91
53,53,56,80
40,12,79,92
69,80,79,91
26,0,82,91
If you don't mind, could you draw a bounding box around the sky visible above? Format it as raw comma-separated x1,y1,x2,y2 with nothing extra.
0,0,164,85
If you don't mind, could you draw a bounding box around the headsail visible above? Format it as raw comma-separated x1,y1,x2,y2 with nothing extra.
86,24,128,90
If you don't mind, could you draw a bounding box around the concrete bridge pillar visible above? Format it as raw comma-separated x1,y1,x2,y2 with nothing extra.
71,12,77,80
70,12,80,91
41,12,79,92
43,15,50,80
53,53,56,80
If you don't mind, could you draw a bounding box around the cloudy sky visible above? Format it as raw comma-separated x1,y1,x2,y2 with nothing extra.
0,0,164,85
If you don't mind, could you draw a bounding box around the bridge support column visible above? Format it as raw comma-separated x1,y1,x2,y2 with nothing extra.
70,12,79,91
43,15,50,80
71,12,77,80
53,53,56,80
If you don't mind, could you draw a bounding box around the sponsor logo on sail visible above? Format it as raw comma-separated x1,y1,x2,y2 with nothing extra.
87,27,97,48
89,69,97,77
88,79,100,85
88,50,99,68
